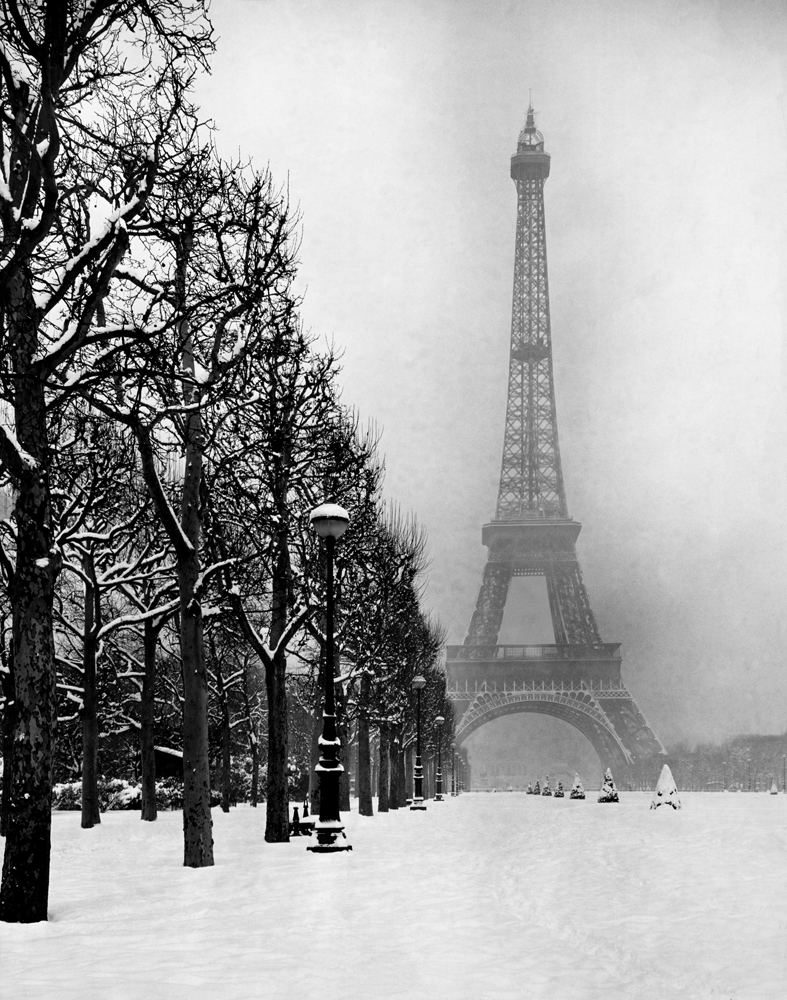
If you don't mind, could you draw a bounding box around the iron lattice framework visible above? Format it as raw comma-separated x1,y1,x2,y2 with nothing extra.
447,108,665,779
498,112,565,521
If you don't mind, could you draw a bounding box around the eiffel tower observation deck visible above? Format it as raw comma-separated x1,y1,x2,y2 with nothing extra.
446,107,666,781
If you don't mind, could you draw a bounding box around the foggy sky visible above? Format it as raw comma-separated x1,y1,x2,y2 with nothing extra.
195,0,787,746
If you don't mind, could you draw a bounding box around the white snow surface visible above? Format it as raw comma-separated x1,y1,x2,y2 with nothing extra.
2,792,787,999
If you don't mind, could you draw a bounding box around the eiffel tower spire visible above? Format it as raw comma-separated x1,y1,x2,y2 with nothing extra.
498,103,567,520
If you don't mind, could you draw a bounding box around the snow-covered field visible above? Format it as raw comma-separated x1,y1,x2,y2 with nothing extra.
2,791,786,1000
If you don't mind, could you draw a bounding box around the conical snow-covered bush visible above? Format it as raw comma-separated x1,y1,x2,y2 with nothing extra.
597,767,619,803
526,782,533,795
554,781,565,798
770,780,778,795
542,775,552,796
533,780,541,795
650,764,680,810
570,774,585,800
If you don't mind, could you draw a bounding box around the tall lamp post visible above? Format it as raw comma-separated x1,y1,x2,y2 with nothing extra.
308,502,352,853
451,742,457,796
434,715,445,801
410,674,427,810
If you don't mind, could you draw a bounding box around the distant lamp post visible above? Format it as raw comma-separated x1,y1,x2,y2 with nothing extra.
410,674,427,810
434,715,445,801
451,742,457,796
308,502,351,853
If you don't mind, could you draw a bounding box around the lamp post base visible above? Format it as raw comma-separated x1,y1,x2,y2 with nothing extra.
434,793,444,801
409,800,427,811
307,820,352,852
307,841,353,853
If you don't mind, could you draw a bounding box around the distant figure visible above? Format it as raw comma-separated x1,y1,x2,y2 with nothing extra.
598,767,619,803
650,764,681,810
570,774,585,800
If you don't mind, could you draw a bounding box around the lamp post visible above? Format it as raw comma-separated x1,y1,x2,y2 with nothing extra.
783,755,785,793
434,715,445,801
451,742,457,796
410,674,427,810
308,502,351,853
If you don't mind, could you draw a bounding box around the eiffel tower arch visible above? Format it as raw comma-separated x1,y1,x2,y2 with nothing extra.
447,107,666,784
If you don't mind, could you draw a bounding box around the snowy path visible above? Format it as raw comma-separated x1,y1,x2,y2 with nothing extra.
2,792,787,999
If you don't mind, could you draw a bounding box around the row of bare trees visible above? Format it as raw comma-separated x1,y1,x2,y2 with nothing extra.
0,0,452,924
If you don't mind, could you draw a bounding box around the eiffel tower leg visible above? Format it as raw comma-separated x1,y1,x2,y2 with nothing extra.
550,561,601,645
465,563,512,645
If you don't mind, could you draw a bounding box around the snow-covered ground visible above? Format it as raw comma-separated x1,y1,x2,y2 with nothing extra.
2,791,786,999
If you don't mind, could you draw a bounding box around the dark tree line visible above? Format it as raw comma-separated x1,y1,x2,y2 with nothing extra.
0,0,453,924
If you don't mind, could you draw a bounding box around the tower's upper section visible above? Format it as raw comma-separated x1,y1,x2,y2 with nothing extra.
494,105,568,523
511,105,551,182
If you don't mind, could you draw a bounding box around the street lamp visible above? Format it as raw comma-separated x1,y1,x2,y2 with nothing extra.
410,674,427,810
451,742,457,796
434,715,445,801
308,502,351,853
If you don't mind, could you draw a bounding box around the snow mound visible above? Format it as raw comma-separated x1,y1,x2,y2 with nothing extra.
650,763,681,810
598,768,619,803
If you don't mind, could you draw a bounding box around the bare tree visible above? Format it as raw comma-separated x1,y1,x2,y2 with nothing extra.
0,0,212,922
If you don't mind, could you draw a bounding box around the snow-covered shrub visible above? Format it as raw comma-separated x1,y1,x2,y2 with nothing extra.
526,783,533,794
570,774,585,799
533,780,541,795
155,778,184,810
52,776,191,811
650,764,681,810
542,775,552,796
597,768,619,803
554,781,565,798
52,781,82,810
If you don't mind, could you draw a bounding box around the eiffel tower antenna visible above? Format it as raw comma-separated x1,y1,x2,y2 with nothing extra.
446,108,666,784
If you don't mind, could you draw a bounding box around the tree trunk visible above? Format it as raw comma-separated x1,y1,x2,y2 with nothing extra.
398,744,407,807
220,705,231,814
377,722,390,813
132,258,213,868
177,544,214,866
264,654,289,841
212,647,231,815
309,654,323,815
221,720,232,812
389,733,400,810
261,510,291,842
357,674,373,816
249,733,259,808
0,264,58,923
80,551,101,829
335,682,351,813
140,619,158,822
0,638,15,839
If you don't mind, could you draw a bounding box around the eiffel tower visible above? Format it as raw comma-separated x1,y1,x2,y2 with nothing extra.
446,107,666,783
